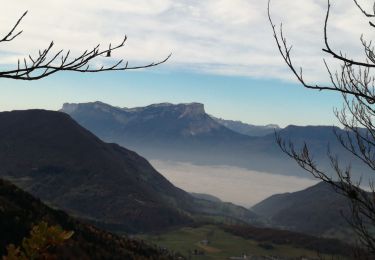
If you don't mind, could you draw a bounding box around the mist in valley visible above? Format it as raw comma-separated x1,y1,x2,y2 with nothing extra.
151,160,318,207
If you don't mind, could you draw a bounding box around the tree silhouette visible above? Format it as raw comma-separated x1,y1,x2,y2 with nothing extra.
0,11,170,80
268,0,375,256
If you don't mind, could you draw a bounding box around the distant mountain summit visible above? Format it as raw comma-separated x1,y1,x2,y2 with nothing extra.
61,101,238,140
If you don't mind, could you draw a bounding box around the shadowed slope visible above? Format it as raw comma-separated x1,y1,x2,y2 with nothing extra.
0,110,193,232
252,182,352,237
0,178,173,259
0,109,258,232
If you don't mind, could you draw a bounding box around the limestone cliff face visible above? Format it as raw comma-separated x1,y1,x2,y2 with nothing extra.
176,103,205,118
61,101,235,138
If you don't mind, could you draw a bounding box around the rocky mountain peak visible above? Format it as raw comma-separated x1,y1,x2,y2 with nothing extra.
177,103,205,118
61,103,79,113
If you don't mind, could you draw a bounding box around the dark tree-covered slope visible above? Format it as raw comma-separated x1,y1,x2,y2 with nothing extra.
0,178,173,259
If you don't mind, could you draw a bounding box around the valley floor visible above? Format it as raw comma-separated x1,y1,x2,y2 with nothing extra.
139,225,343,260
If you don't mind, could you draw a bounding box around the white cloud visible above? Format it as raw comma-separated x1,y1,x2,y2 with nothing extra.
0,0,372,81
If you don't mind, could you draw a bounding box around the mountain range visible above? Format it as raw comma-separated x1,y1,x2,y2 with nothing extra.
61,101,370,180
0,107,363,256
0,109,258,233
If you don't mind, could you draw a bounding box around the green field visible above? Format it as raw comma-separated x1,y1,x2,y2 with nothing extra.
139,225,337,260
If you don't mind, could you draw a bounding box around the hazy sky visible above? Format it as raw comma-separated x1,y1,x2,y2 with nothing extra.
0,0,373,126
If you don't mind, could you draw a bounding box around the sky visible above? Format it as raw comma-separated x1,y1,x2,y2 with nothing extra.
0,0,373,127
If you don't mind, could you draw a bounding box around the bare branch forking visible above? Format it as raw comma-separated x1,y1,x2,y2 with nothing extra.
353,0,375,17
0,11,171,80
0,11,27,43
268,0,375,104
322,1,375,68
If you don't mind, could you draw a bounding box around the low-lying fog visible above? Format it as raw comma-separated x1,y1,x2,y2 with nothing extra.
151,160,318,207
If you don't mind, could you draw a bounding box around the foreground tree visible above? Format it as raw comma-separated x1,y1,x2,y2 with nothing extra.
3,222,74,260
268,0,375,257
0,11,169,80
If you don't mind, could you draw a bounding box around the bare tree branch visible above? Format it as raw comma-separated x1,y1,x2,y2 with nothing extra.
0,12,171,81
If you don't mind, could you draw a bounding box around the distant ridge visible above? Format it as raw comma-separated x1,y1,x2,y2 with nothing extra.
210,115,280,136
